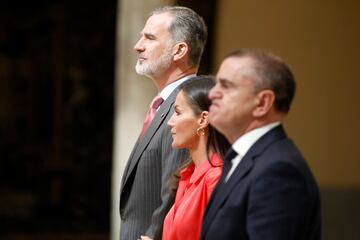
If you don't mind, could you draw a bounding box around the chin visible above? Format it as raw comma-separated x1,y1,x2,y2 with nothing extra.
171,142,179,149
172,141,187,149
209,110,220,121
209,115,220,126
210,118,224,133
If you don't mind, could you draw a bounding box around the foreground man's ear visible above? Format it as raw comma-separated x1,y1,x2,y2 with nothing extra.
252,90,276,118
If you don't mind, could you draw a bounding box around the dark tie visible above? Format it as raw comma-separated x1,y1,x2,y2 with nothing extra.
205,147,238,212
221,148,238,182
140,95,164,138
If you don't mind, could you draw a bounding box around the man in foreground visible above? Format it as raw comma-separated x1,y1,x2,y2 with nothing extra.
201,49,321,240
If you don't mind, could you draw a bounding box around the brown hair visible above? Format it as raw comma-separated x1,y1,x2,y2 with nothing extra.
227,49,296,113
168,76,230,195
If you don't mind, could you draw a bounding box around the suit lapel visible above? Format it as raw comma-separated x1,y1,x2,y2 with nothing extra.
202,154,254,231
121,90,178,187
202,125,287,233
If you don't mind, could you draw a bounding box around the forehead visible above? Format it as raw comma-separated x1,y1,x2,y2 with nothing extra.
143,12,173,35
217,56,256,82
175,91,188,104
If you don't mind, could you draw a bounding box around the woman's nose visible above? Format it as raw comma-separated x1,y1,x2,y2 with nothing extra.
167,114,175,127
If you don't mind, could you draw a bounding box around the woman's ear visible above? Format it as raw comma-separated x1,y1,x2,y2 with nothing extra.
198,111,209,128
173,42,189,61
253,90,275,117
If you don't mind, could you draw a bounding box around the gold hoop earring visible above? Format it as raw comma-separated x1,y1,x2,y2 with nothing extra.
196,128,205,136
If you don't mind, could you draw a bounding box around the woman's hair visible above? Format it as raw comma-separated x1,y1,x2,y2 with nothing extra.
180,75,230,159
169,75,230,195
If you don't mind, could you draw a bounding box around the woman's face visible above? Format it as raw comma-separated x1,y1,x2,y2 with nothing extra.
167,91,201,149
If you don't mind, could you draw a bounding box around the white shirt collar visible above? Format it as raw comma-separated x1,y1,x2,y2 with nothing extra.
159,74,196,100
232,122,281,157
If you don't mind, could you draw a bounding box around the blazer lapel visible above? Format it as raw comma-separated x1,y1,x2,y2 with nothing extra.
202,125,287,233
202,154,253,232
122,90,178,186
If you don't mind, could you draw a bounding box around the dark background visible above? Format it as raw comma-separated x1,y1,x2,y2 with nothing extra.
0,0,116,238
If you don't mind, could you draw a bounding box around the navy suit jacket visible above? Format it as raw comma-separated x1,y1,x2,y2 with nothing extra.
201,125,321,240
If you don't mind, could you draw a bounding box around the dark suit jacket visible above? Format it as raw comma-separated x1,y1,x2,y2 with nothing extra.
120,88,188,240
201,125,321,240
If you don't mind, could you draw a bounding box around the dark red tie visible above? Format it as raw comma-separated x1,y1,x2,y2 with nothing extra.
140,95,164,138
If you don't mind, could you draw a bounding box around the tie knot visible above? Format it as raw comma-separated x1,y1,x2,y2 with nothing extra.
150,96,164,110
224,148,237,162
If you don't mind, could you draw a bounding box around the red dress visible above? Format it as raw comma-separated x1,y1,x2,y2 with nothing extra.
162,154,223,240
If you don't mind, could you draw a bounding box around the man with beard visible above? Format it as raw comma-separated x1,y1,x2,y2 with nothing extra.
119,6,207,240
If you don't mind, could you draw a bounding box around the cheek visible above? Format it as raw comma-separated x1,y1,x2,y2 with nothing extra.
152,45,165,57
214,97,241,123
226,96,256,121
173,119,198,147
179,130,197,148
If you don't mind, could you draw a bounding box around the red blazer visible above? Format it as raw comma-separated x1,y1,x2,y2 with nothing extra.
162,154,222,240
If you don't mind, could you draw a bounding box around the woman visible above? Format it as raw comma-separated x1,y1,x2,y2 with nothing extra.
162,76,230,240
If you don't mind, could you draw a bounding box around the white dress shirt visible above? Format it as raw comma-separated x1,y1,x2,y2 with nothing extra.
224,122,281,182
159,74,196,101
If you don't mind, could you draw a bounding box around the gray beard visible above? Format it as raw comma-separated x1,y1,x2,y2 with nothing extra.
135,48,173,77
